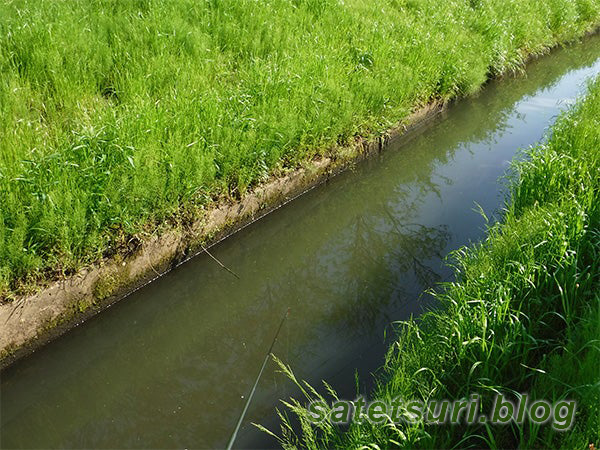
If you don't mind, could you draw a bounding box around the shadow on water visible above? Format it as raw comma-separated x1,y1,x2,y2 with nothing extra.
2,35,600,449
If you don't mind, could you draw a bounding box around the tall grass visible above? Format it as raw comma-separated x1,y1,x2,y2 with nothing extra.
1,0,599,296
270,76,600,448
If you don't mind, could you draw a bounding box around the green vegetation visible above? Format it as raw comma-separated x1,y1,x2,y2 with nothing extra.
1,0,599,296
272,77,600,448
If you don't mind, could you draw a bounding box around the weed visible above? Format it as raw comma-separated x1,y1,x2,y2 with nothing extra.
1,0,599,296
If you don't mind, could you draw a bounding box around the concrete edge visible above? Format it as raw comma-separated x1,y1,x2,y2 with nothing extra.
0,101,447,370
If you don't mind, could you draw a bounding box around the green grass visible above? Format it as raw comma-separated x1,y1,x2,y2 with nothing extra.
270,76,600,448
1,0,600,296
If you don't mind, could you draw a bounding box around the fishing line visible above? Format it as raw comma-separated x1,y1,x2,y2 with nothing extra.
226,307,290,450
199,242,240,279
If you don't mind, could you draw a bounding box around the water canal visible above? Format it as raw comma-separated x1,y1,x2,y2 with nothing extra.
2,34,600,449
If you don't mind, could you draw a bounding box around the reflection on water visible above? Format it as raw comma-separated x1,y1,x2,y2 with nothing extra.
2,35,600,449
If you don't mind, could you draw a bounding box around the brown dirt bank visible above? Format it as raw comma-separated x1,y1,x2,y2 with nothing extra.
2,27,599,370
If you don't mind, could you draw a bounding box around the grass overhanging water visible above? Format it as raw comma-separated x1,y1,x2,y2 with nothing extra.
1,0,600,297
270,76,600,448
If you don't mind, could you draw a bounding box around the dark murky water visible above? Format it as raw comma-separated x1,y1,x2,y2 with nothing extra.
2,35,600,449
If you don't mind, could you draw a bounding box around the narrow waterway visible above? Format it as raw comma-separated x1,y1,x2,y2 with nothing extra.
2,35,600,449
